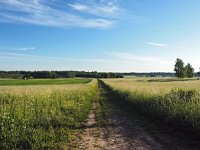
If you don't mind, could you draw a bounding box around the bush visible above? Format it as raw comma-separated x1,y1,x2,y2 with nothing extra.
166,89,198,102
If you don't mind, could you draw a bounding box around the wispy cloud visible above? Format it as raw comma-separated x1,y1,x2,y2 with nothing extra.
68,1,119,17
0,46,35,51
146,41,167,47
0,52,174,72
105,51,171,64
0,52,125,63
178,46,188,49
0,0,122,28
106,51,156,62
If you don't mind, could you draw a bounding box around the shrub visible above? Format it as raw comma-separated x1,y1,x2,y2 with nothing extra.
166,89,198,102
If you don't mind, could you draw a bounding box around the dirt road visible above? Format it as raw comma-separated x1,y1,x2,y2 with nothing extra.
68,81,199,150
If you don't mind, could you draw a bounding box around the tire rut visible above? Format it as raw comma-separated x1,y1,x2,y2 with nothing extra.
68,80,193,150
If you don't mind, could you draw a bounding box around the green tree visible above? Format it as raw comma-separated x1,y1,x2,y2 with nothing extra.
67,71,76,78
23,74,31,80
174,58,185,78
50,72,57,79
185,63,194,78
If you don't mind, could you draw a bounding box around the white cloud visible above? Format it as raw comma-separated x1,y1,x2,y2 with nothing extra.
68,2,118,17
146,41,167,47
68,4,89,12
0,0,120,28
0,46,35,51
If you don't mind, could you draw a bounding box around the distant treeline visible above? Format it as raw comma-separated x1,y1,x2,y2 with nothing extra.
123,72,175,77
1,71,200,79
124,72,200,77
0,71,123,79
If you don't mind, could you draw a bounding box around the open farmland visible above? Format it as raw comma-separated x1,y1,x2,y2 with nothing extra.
0,79,97,149
2,78,200,149
0,78,91,86
102,78,200,139
0,78,200,150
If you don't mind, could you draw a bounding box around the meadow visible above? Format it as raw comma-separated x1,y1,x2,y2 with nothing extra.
0,79,97,149
102,77,200,138
2,77,200,149
0,78,91,86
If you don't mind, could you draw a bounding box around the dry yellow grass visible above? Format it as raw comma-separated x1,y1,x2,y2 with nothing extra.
102,77,200,138
103,77,200,95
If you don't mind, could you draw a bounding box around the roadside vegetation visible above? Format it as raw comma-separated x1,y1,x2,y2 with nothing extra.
102,78,200,139
0,79,97,149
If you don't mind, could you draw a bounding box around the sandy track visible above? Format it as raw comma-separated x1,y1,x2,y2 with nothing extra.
67,81,199,150
69,83,164,150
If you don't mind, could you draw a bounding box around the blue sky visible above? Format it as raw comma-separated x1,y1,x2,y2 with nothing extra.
0,0,200,72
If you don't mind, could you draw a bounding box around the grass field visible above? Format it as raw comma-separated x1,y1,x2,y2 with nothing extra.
0,78,91,86
0,79,97,149
102,77,200,137
2,77,200,149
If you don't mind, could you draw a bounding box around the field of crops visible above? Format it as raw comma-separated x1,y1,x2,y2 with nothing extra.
102,77,200,137
2,77,200,149
0,79,97,149
0,78,91,86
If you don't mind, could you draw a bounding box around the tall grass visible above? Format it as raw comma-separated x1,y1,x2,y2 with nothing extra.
103,78,200,138
0,79,97,149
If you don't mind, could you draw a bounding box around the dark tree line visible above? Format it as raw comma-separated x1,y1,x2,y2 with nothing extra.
0,70,177,79
0,71,124,79
123,72,175,77
1,65,199,79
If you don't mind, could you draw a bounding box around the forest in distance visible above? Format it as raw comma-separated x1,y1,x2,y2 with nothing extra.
1,70,199,79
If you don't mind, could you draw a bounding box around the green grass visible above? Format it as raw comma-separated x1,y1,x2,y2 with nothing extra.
0,78,91,86
0,80,98,149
